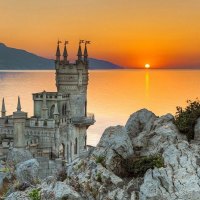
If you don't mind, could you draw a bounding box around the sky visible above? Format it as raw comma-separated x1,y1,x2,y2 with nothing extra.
1,0,200,68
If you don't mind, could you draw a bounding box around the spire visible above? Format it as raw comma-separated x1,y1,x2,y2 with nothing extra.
77,40,84,61
63,41,68,64
1,98,6,117
56,40,61,62
84,41,90,63
53,103,59,115
17,96,21,112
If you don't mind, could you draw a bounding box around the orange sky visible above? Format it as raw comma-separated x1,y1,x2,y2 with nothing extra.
1,0,200,68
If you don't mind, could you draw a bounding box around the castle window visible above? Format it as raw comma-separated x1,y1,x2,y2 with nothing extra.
74,138,78,155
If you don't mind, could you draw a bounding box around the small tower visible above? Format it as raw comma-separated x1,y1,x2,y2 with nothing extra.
13,97,27,148
53,103,59,123
63,41,68,64
84,41,90,63
77,40,84,62
1,98,6,118
56,40,61,62
41,91,48,120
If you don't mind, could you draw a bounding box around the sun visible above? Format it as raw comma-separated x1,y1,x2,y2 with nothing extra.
145,64,150,69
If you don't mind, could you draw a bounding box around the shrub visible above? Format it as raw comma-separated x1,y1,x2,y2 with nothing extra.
29,189,41,200
175,99,200,141
127,154,164,177
95,156,105,166
96,173,102,182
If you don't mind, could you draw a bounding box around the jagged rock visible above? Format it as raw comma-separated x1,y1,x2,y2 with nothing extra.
125,109,157,139
132,114,184,156
194,117,200,140
92,125,133,175
107,188,129,200
16,159,39,185
40,181,82,200
6,148,33,166
5,191,29,200
139,141,200,200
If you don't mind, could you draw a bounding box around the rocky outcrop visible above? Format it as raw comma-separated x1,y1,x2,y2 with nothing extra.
5,109,200,200
6,148,33,166
125,109,157,140
16,159,39,185
40,179,82,200
92,125,133,175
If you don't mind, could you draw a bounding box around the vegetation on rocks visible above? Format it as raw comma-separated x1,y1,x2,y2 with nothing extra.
175,99,200,140
127,154,164,177
29,188,41,200
95,156,105,166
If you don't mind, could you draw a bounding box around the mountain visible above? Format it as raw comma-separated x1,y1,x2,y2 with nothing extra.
0,43,123,70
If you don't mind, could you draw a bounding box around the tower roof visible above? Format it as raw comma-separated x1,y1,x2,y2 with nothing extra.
63,41,68,57
1,98,6,112
53,103,59,115
56,40,61,57
17,96,22,111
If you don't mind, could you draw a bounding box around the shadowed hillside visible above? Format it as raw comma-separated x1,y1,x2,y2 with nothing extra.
0,43,123,70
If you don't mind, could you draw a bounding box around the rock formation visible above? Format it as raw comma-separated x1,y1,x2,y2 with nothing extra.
3,109,200,200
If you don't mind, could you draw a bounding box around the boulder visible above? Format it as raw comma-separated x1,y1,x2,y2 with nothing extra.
6,148,33,166
139,141,200,200
125,109,157,140
16,159,39,185
92,125,133,175
41,181,82,200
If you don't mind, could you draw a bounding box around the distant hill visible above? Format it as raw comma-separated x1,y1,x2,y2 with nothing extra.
0,43,123,70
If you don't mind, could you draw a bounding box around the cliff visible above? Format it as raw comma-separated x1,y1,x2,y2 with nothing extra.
2,109,200,200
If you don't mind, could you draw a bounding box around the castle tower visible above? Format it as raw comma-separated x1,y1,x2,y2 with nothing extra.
1,98,6,118
55,40,94,161
13,97,27,148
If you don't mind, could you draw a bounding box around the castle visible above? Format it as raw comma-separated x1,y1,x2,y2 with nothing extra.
0,40,95,164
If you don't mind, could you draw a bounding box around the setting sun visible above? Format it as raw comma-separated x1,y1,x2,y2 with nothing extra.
145,64,150,69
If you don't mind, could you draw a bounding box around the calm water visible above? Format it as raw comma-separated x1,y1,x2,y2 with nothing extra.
0,69,200,146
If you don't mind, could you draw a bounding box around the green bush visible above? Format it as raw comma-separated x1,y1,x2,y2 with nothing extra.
175,99,200,141
127,155,164,177
29,189,41,200
96,173,102,182
95,156,105,166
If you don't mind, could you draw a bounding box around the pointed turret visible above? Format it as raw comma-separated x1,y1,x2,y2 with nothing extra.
63,41,68,64
53,103,59,115
84,41,90,63
1,98,6,117
77,40,84,62
56,40,61,62
17,96,22,112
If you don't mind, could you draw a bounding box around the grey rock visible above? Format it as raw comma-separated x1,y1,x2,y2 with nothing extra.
6,148,33,166
125,109,157,139
16,159,39,185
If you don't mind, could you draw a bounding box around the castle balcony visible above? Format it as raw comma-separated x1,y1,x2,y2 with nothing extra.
71,113,95,127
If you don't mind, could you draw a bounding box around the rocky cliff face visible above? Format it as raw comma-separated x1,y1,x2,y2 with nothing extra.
3,109,200,200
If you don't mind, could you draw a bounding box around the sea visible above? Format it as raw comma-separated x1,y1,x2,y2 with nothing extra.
0,69,200,146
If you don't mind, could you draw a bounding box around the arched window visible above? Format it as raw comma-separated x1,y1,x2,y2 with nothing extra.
74,138,78,154
50,105,55,118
